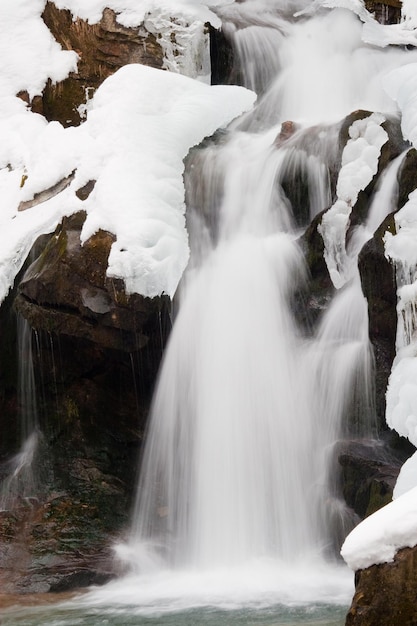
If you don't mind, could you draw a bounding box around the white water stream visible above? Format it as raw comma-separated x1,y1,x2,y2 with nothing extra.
95,1,417,610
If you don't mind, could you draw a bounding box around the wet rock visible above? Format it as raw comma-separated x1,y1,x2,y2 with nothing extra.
0,210,171,594
398,147,417,209
298,210,335,325
336,439,406,519
15,211,170,353
209,25,237,85
346,545,417,626
0,496,117,594
358,214,397,427
0,291,19,459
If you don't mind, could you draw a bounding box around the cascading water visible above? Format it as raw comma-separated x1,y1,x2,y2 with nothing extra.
0,316,41,510
100,4,394,607
79,0,417,617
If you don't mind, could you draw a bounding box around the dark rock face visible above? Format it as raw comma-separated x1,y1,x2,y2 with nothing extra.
346,546,417,626
336,439,410,520
358,215,397,428
398,148,417,210
0,212,171,593
364,1,402,24
209,25,236,86
15,212,169,353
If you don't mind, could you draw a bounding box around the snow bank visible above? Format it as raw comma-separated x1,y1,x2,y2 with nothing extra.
341,485,417,570
386,348,417,448
0,65,255,302
77,64,256,297
0,0,77,105
0,0,255,302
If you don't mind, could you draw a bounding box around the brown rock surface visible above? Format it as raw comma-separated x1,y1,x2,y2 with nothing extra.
39,2,164,126
346,545,417,625
364,1,402,24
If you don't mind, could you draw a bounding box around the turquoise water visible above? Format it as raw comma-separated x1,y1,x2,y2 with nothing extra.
1,602,347,625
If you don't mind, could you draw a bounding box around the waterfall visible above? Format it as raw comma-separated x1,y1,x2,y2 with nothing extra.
124,120,375,577
98,0,417,610
0,316,41,510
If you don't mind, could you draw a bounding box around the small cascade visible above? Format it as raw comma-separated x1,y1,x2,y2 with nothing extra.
0,316,42,510
347,151,406,261
122,120,373,588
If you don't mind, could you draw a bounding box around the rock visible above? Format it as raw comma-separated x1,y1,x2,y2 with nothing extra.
209,25,237,86
0,211,172,594
398,148,417,209
0,497,117,594
15,211,170,352
18,172,76,212
298,210,335,325
358,214,397,427
346,545,417,625
364,1,402,24
336,439,407,519
39,3,164,126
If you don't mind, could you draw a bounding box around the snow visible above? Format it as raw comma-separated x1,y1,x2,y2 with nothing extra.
143,12,210,80
52,0,230,28
394,451,417,499
0,0,77,104
0,68,255,300
386,350,417,447
0,1,255,302
402,0,417,29
341,485,417,570
77,64,256,297
318,113,387,288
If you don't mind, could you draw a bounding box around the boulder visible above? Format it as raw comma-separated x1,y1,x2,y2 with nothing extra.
336,439,410,519
36,2,164,126
364,1,402,24
0,211,171,593
15,211,169,353
346,545,417,625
